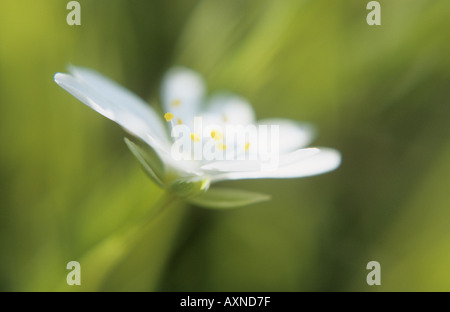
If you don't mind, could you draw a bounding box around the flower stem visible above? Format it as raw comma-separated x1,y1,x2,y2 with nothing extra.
63,191,180,291
144,190,178,222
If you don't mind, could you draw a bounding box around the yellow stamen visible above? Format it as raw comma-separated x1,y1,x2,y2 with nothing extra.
245,142,250,151
177,118,183,125
190,133,200,143
164,112,174,122
210,129,223,141
217,143,227,151
172,99,181,107
222,114,228,122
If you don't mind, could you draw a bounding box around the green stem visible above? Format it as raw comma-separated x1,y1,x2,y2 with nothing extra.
143,191,178,223
62,191,180,291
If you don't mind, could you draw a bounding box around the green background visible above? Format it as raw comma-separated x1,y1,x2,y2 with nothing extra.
0,0,449,291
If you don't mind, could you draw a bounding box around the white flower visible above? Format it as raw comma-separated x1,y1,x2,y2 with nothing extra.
54,66,341,208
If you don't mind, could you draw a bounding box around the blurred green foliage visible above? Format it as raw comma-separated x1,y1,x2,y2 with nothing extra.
0,0,449,291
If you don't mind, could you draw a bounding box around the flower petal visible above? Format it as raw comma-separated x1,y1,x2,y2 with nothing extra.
54,66,169,153
201,148,320,173
201,160,262,172
202,93,256,127
256,118,315,152
161,67,205,129
210,148,341,181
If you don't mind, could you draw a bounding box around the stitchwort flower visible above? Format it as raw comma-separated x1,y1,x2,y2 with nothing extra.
54,66,341,208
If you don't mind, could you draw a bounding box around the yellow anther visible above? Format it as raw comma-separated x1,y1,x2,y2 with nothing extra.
217,143,227,151
222,114,228,122
211,129,223,141
190,133,200,143
245,142,250,151
172,99,181,107
177,118,183,125
164,112,174,122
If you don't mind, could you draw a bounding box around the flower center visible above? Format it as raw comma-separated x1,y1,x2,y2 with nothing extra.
164,112,174,122
190,133,201,143
217,143,227,151
163,113,252,157
210,129,223,141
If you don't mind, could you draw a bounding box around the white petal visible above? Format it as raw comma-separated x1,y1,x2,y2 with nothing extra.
202,93,255,127
256,118,315,152
278,148,321,166
201,160,262,172
161,67,205,129
70,66,168,139
210,148,341,181
201,148,320,173
54,67,169,153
